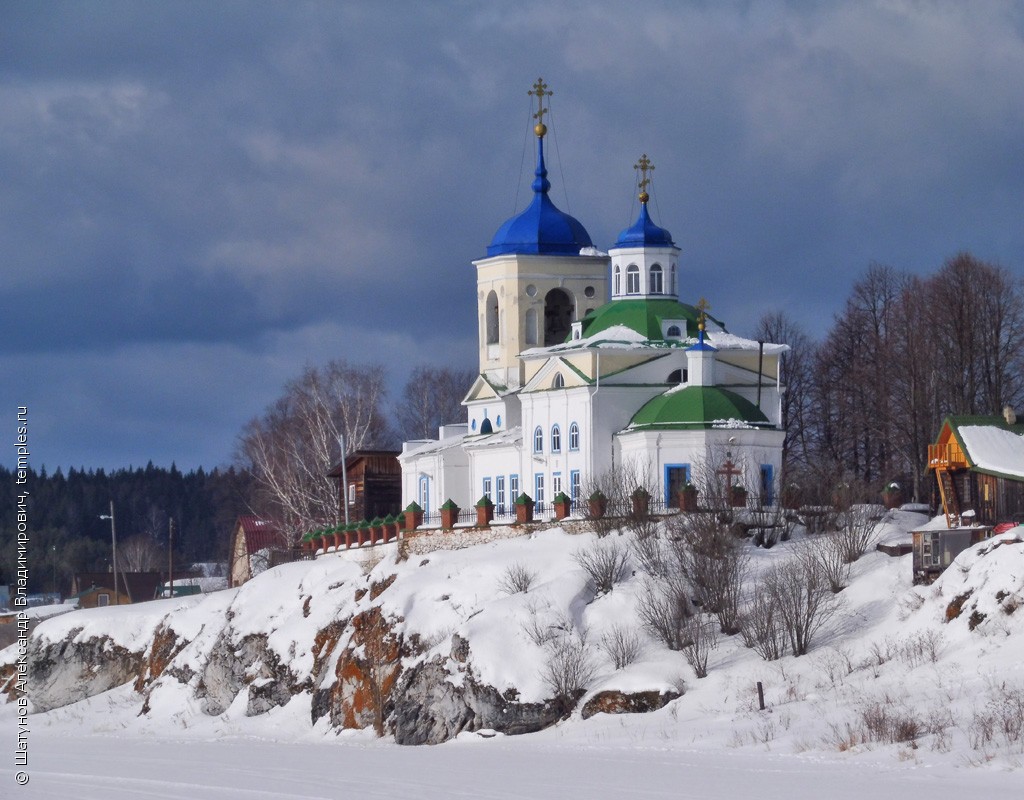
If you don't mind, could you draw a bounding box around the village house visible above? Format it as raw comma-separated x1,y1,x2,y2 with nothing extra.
914,407,1024,582
229,515,286,587
327,450,402,524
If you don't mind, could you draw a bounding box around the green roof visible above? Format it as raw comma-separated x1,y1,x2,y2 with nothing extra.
578,299,726,342
629,386,770,430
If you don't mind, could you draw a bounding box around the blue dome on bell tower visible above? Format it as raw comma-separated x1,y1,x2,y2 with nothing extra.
487,82,593,258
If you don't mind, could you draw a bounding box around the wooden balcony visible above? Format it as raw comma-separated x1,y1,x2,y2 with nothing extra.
928,442,967,470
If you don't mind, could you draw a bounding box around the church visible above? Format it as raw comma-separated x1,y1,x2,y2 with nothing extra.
399,81,787,519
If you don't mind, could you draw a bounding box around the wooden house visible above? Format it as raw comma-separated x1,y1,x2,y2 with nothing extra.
927,410,1024,527
327,450,402,523
71,571,162,607
915,409,1024,583
229,515,286,587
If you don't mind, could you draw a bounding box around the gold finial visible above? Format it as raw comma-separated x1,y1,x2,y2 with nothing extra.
634,153,654,203
529,77,552,137
696,297,711,331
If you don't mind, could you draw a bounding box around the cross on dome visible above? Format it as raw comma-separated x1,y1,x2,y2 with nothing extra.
634,153,654,203
529,78,552,138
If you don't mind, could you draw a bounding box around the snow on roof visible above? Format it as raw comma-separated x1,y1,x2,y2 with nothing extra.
462,426,523,451
399,430,470,459
958,425,1024,479
523,323,787,358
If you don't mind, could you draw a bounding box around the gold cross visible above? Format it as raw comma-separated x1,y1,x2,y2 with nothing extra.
634,153,654,199
529,78,551,135
696,297,711,330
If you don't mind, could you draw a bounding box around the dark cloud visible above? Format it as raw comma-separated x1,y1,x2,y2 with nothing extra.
2,1,1022,470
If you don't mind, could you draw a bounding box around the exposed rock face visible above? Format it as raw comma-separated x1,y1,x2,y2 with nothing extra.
580,689,681,720
28,629,144,713
197,630,303,716
391,635,563,745
314,605,404,735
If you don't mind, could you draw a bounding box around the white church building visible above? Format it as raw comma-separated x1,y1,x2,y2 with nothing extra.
399,82,786,519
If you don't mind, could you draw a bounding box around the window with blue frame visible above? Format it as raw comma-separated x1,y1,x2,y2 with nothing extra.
533,426,543,453
496,476,506,514
482,477,492,502
568,422,580,450
552,472,562,497
418,476,430,515
510,474,520,502
551,424,561,453
535,473,545,508
570,470,581,506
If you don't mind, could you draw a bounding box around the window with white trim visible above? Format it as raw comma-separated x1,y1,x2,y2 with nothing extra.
626,264,640,294
551,425,561,453
533,426,543,453
568,422,580,450
650,263,663,294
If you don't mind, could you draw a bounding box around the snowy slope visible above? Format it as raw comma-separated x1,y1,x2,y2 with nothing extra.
2,512,1023,797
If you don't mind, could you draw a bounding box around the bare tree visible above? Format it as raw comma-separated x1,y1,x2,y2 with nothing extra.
396,365,476,441
764,553,842,656
236,359,391,540
834,506,881,562
499,562,537,595
739,589,788,661
117,534,165,572
755,310,815,469
811,535,851,594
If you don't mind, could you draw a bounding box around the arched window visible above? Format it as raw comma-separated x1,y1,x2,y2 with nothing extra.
668,368,684,383
533,426,543,453
552,372,564,389
496,414,502,428
543,288,573,346
524,308,538,345
626,264,640,294
480,418,493,435
569,422,580,450
670,263,677,295
551,425,561,453
666,324,681,337
650,264,663,294
485,290,499,344
613,265,621,295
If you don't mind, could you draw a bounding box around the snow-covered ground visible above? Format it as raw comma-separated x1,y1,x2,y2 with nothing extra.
3,510,1023,798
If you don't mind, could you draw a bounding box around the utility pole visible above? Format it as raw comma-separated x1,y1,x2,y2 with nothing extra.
100,501,120,604
339,434,350,527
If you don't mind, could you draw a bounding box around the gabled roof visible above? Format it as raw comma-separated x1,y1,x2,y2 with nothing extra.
939,415,1024,481
326,450,400,478
235,515,283,555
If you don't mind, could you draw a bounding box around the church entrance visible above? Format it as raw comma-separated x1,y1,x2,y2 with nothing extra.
666,465,690,508
544,288,573,345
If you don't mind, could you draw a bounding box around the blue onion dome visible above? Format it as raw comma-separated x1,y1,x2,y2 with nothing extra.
614,203,675,248
487,135,593,257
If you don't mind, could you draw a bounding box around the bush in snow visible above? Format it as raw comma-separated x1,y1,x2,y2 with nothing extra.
499,562,537,595
833,506,881,562
682,615,718,678
637,575,693,651
599,623,643,669
574,539,630,595
541,630,598,715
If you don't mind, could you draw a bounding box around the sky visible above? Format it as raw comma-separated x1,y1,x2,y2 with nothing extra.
3,0,1023,473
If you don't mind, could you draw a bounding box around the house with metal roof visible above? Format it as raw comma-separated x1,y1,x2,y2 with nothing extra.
400,81,786,518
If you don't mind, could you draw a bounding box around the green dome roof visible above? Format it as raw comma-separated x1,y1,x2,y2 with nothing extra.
578,299,724,343
629,386,770,430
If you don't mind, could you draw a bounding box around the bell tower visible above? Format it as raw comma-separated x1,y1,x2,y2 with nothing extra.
472,79,609,389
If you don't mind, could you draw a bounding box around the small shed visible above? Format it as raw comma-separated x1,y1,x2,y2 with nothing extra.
911,524,993,584
71,572,162,606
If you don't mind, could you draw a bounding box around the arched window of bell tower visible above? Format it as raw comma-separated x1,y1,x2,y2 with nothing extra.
543,288,573,346
613,265,621,296
485,290,499,345
650,264,663,294
626,264,640,294
525,308,538,346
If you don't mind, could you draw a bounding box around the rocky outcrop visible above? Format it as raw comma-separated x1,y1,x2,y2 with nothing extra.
313,605,404,735
580,689,681,720
391,635,563,745
28,628,145,713
196,630,304,716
